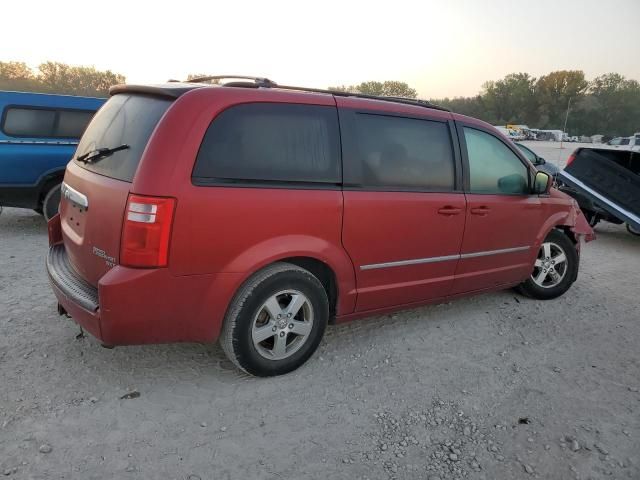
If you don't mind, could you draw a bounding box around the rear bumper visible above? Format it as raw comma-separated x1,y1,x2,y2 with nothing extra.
46,243,245,346
47,245,99,311
47,243,104,341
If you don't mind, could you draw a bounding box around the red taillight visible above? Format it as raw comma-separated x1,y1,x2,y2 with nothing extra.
121,194,176,268
566,151,577,167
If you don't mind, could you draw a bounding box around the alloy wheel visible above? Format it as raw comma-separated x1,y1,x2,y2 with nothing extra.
251,290,314,360
531,241,568,288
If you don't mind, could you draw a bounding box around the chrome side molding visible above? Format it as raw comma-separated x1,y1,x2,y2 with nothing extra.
459,245,530,259
61,182,89,209
360,254,460,271
360,246,530,271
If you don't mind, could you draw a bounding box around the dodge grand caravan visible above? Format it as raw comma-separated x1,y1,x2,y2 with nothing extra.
46,76,594,376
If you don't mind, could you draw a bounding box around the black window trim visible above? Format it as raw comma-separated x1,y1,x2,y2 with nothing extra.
514,142,539,163
456,121,535,196
0,104,97,140
191,101,343,190
191,177,342,190
339,107,462,194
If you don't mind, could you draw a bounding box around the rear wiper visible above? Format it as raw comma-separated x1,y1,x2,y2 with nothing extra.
76,144,129,164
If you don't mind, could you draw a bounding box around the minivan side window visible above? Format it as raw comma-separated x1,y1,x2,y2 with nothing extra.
2,107,94,138
464,127,530,194
347,113,455,190
193,103,341,185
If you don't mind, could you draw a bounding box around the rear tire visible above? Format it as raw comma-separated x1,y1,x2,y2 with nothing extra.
43,183,62,221
627,223,640,236
220,262,329,377
518,229,578,300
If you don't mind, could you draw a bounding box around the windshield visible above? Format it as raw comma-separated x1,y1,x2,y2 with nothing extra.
74,94,172,182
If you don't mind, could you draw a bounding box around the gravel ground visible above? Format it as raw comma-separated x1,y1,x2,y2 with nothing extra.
1,142,639,479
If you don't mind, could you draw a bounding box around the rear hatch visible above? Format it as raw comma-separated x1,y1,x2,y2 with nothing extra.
60,94,172,286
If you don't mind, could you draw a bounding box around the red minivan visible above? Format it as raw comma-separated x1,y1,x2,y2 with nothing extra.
47,77,594,376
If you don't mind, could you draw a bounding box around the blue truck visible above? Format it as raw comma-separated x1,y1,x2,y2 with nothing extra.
0,91,105,219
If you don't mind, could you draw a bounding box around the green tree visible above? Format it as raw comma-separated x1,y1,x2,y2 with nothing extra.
329,80,418,98
431,70,639,136
432,95,486,119
0,61,39,91
37,62,125,97
586,73,640,136
481,73,539,125
535,70,588,129
0,61,33,80
0,61,125,97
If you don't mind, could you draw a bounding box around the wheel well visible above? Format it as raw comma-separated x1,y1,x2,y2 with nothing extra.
37,173,64,207
280,257,338,321
555,226,578,245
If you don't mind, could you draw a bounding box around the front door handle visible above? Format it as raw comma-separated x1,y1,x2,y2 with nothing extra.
470,206,491,216
437,206,462,216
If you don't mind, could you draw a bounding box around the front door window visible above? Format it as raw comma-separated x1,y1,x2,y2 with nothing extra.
464,128,529,195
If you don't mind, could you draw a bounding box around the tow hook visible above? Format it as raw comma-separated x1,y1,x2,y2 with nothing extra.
57,303,70,317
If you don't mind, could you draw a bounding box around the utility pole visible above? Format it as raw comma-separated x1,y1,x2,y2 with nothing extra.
561,97,572,149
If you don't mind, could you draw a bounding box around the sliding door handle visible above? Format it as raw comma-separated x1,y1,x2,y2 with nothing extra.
437,206,462,216
470,206,491,216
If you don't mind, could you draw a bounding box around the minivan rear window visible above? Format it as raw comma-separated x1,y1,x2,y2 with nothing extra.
74,94,171,182
193,103,341,185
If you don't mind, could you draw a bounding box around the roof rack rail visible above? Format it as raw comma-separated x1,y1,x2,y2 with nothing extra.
180,75,450,112
275,85,450,112
276,85,450,112
184,75,277,88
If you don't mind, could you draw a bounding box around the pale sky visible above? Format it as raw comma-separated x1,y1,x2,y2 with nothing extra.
5,0,640,99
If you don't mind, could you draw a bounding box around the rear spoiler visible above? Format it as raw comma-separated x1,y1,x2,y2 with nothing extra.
109,83,204,99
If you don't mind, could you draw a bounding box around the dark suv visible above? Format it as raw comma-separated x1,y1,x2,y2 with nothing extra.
47,77,594,376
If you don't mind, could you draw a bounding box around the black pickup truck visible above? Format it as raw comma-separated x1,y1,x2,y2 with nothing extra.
559,147,640,236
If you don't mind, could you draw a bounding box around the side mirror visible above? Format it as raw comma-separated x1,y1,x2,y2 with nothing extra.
533,171,552,194
537,157,546,165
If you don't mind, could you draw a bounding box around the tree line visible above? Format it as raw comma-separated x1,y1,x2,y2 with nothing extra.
0,61,125,98
331,72,640,137
433,71,639,137
2,62,637,136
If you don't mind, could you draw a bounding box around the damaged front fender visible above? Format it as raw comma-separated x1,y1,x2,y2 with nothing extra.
569,203,596,243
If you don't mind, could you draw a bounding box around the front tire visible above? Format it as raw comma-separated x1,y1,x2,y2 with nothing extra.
220,262,329,377
627,223,640,236
518,229,578,300
42,183,62,221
